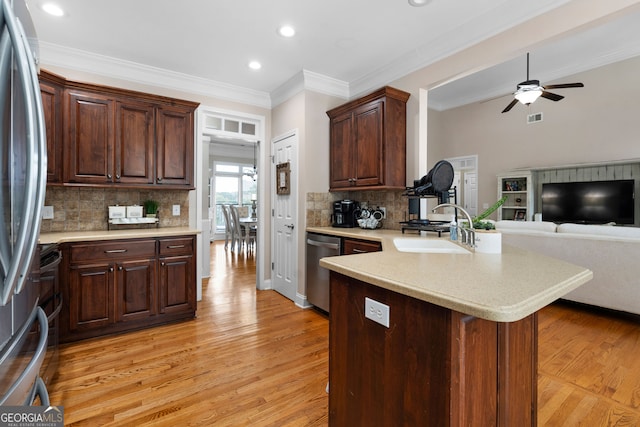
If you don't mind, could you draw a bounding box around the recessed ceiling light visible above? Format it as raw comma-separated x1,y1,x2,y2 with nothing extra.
248,61,262,70
42,3,64,16
277,25,295,38
408,0,432,6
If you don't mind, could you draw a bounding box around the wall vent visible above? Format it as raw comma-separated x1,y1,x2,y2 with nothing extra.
527,112,543,124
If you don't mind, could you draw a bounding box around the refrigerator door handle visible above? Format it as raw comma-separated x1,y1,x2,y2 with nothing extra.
28,377,50,406
0,307,49,405
0,21,11,283
0,0,46,301
13,11,46,295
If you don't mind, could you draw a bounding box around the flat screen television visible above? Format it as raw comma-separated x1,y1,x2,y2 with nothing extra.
541,180,635,224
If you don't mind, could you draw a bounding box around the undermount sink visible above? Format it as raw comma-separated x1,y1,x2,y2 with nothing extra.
393,238,471,254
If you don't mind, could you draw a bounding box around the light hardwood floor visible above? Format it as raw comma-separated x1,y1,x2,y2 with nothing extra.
49,241,640,426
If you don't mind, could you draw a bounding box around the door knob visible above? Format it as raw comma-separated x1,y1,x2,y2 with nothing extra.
285,224,295,230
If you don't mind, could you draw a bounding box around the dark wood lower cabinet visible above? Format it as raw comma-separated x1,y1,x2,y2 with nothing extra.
68,262,115,333
117,258,157,323
61,235,196,342
329,272,536,427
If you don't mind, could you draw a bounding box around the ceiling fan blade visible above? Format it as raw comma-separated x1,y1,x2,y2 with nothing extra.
540,91,564,101
501,98,519,113
544,82,584,89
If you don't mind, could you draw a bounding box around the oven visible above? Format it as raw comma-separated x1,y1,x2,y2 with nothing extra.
38,244,62,387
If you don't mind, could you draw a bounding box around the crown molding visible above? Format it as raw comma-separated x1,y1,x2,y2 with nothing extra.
270,69,349,107
38,42,272,109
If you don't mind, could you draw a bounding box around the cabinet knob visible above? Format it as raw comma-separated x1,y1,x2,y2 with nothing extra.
161,261,165,267
157,177,163,182
116,174,121,180
118,266,123,271
109,267,114,272
107,173,112,180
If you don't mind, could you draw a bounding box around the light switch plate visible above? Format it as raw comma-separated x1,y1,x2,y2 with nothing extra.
365,297,390,328
42,205,54,219
172,204,181,216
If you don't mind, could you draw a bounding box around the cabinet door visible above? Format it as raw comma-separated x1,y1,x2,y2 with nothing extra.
65,90,115,184
329,111,355,189
115,100,155,185
156,105,194,187
68,262,115,332
352,100,384,187
116,258,157,322
158,254,195,315
40,80,63,183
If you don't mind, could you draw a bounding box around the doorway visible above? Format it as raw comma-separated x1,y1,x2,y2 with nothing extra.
445,155,478,217
195,107,267,295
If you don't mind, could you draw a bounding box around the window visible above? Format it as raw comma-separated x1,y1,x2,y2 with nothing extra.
213,161,257,233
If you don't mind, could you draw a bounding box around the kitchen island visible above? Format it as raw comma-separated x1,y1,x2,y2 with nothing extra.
310,227,592,426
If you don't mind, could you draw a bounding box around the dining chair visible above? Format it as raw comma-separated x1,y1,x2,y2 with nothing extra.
221,205,233,250
247,225,257,251
229,205,248,252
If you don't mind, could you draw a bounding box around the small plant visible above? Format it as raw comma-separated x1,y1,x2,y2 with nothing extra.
473,195,508,222
143,200,159,216
473,220,496,230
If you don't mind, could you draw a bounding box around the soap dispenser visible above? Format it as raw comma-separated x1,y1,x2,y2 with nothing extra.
449,220,458,241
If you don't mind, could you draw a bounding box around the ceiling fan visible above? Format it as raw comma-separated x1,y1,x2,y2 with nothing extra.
501,53,584,113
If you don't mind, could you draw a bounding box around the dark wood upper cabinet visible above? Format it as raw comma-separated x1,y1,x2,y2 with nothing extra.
39,71,65,183
64,89,115,184
156,105,194,187
42,70,198,189
115,99,155,185
327,86,410,191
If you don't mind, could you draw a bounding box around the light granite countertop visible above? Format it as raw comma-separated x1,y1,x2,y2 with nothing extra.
39,227,200,245
308,226,593,322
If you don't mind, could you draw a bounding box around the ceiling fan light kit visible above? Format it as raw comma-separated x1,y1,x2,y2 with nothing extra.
514,84,543,105
408,0,432,6
502,53,584,113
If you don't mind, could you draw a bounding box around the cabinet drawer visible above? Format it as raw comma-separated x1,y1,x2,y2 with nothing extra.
343,238,382,255
158,237,194,256
70,240,156,263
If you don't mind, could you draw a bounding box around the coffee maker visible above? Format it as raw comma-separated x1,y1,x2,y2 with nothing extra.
332,199,360,228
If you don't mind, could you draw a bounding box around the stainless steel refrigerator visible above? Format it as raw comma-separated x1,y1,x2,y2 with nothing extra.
0,0,48,406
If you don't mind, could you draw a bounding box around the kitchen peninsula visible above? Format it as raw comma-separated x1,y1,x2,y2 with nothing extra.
310,227,592,426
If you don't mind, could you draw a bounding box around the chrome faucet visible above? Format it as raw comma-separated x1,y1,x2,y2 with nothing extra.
432,203,476,248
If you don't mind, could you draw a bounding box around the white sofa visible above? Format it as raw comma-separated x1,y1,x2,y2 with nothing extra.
494,220,640,315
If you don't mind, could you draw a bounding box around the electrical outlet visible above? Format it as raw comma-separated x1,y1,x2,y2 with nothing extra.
172,204,181,216
365,297,390,328
42,205,54,219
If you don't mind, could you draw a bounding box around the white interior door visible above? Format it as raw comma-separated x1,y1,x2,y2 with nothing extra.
271,131,298,301
464,172,478,216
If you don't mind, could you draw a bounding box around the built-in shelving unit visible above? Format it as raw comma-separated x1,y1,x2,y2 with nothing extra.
497,171,533,221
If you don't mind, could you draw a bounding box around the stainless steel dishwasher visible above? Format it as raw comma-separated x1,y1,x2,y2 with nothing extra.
306,233,341,312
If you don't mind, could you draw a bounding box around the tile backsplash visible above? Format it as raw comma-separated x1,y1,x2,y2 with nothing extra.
306,190,408,230
40,187,190,233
